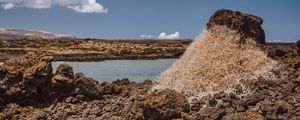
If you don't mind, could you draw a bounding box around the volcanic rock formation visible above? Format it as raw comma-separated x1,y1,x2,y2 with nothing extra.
0,53,53,105
207,9,265,44
143,89,190,120
1,9,300,120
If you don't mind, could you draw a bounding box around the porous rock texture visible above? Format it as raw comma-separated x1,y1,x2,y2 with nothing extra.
207,9,266,44
0,52,53,105
0,52,156,119
1,45,300,120
143,89,190,120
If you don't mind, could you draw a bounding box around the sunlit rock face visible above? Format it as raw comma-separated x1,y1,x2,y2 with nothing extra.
207,9,266,44
0,52,54,105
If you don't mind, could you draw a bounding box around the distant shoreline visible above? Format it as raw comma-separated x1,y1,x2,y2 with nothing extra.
0,54,180,62
0,38,297,62
0,39,191,62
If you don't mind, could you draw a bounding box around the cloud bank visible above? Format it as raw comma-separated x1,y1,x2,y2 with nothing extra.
140,34,153,39
158,32,180,39
0,0,107,13
140,32,180,39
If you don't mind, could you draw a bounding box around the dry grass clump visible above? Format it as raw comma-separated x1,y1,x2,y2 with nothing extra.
155,25,277,97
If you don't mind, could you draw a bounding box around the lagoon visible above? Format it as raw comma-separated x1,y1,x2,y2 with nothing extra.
0,59,176,82
52,59,176,82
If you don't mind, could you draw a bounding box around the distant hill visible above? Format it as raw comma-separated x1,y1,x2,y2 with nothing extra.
0,28,75,40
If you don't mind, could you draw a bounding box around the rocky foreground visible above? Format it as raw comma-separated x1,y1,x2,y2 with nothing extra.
1,9,300,120
1,46,300,120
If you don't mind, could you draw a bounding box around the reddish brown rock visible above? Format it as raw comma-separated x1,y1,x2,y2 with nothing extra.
2,10,300,119
297,40,300,54
73,72,101,99
223,111,264,120
55,63,74,78
143,89,190,120
207,9,265,44
52,63,75,93
0,52,53,105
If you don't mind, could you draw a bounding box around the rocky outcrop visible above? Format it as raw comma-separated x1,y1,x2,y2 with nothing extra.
73,72,101,100
143,89,190,120
0,52,104,106
207,9,265,44
0,52,53,105
1,9,300,120
0,52,155,119
1,43,300,119
52,63,75,96
0,75,154,119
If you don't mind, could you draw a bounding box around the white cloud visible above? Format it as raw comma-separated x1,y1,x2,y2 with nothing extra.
2,2,13,10
141,32,181,39
67,0,107,13
158,32,180,39
0,0,107,13
140,34,153,39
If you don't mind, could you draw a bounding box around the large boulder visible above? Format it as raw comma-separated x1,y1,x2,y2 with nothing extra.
52,63,74,89
143,89,190,120
55,63,74,78
207,9,265,44
73,72,101,99
0,52,53,105
52,63,75,93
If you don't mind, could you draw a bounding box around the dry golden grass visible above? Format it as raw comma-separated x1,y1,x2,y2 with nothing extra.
155,26,277,97
0,39,189,56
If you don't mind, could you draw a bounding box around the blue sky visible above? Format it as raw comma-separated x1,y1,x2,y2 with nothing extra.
0,0,299,42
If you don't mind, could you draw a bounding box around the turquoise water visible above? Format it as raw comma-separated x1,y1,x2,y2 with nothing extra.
52,59,177,82
0,59,176,82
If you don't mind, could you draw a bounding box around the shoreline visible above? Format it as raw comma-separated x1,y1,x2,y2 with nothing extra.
0,54,181,62
0,39,190,62
0,41,297,62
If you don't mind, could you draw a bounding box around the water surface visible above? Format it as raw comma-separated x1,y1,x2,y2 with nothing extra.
0,59,176,82
52,59,176,82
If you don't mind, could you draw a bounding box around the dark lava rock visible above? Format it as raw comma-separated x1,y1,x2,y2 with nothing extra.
259,100,295,119
207,9,265,44
275,49,287,57
197,107,226,120
297,40,300,54
0,52,53,105
55,63,74,79
143,89,190,120
223,111,264,120
52,63,75,94
235,93,268,110
74,72,101,99
113,78,130,85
